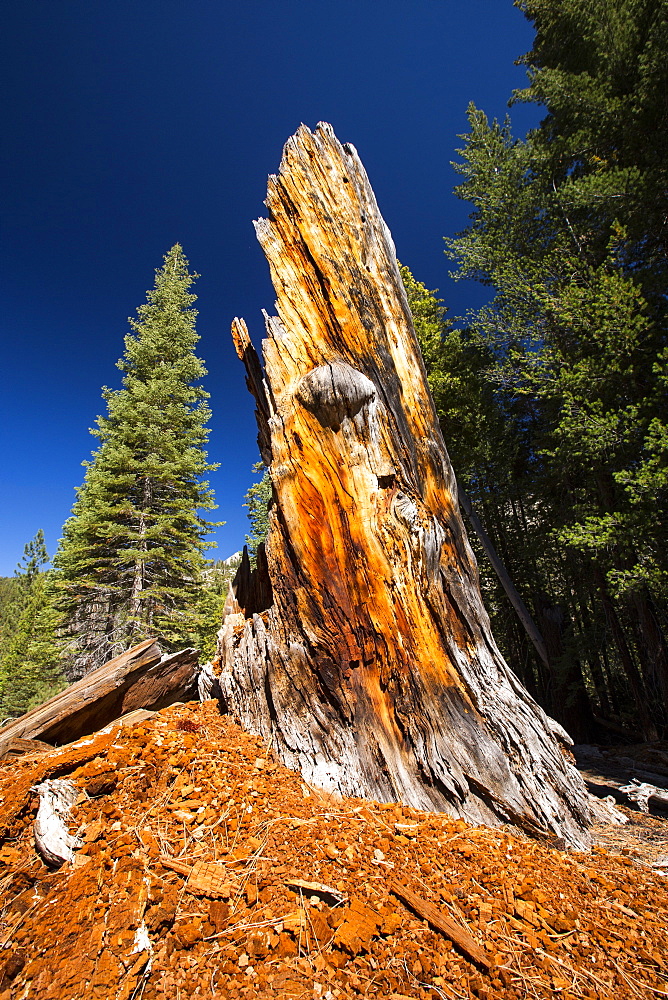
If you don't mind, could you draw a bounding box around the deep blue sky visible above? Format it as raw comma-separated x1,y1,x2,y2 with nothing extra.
0,0,540,575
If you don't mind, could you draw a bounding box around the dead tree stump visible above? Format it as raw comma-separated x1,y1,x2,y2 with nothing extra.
220,123,592,848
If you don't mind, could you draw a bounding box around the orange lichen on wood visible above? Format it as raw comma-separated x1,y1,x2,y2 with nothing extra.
220,123,592,848
159,856,232,898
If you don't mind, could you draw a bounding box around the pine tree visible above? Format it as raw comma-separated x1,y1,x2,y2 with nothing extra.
54,245,219,674
0,575,65,719
0,530,49,649
17,529,49,585
191,554,243,660
243,462,272,562
0,532,65,721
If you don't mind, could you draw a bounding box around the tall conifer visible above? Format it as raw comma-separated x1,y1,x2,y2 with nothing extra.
54,245,218,674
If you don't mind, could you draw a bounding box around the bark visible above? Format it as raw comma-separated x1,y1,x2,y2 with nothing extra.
0,638,199,755
63,596,121,682
631,589,668,724
574,583,613,718
219,123,592,848
130,476,151,627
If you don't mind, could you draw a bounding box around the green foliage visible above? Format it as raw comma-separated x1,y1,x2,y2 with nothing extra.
53,245,220,667
440,0,668,735
401,263,555,711
400,264,514,487
244,463,272,560
0,530,51,655
445,47,667,599
0,577,23,651
0,577,20,618
514,0,668,287
402,0,668,735
17,529,49,585
0,574,66,720
191,554,243,660
0,533,65,721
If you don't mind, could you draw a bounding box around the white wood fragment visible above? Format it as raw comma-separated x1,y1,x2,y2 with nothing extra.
33,778,82,867
587,793,628,825
198,660,222,702
619,780,668,813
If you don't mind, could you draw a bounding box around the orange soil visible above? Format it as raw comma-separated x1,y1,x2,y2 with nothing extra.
1,700,667,1000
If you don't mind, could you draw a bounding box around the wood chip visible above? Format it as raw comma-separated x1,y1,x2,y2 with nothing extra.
159,855,232,898
285,878,347,906
3,699,668,1000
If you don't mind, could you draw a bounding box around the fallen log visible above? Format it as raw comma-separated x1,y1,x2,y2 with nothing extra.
218,123,592,848
575,743,668,783
0,639,199,756
618,781,668,813
0,737,53,759
574,743,668,814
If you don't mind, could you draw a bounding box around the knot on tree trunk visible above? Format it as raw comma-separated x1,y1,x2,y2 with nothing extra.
295,361,376,431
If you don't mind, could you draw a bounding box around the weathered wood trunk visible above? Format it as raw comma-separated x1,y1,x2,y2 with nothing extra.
220,123,592,848
0,639,199,756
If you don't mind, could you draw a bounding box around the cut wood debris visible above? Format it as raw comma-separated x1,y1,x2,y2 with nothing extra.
284,879,347,907
1,700,667,1000
159,855,233,898
0,639,199,757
